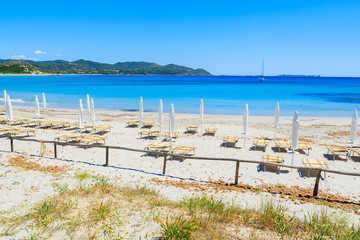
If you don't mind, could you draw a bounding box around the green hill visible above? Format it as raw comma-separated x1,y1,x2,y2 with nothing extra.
0,59,211,75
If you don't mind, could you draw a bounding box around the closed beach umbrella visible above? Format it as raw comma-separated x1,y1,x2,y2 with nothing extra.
3,90,7,107
35,95,41,119
169,104,175,139
291,111,299,166
158,99,163,137
42,93,47,110
139,96,143,121
243,104,249,147
91,98,96,126
78,99,84,130
86,94,91,113
5,95,13,122
349,109,358,144
274,102,280,138
158,99,163,126
200,99,204,123
200,99,204,134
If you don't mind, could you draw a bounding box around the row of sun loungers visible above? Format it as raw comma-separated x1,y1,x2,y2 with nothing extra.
55,133,107,145
0,127,36,137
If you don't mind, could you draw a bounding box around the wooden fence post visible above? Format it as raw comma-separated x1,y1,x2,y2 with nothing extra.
235,161,240,185
54,142,57,158
105,147,109,166
313,170,321,197
162,154,167,175
10,137,14,152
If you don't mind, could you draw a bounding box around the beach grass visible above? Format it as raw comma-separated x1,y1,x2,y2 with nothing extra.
1,173,360,239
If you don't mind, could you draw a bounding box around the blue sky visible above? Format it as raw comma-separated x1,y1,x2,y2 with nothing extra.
0,0,359,76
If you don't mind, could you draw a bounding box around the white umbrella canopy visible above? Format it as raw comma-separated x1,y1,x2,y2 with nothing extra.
5,94,13,122
274,102,280,139
200,99,204,123
243,104,249,147
139,96,143,119
291,111,299,166
349,109,358,144
35,95,40,119
3,90,7,107
42,93,47,110
86,94,91,113
169,104,175,139
78,99,84,129
90,98,96,125
243,104,249,134
291,111,299,151
158,99,163,126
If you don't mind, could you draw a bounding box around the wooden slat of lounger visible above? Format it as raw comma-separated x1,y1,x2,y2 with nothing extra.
95,125,111,130
146,142,172,150
298,142,311,149
171,146,196,155
352,148,360,155
165,132,179,137
303,159,328,168
56,134,82,141
206,127,217,131
224,136,238,142
128,120,140,124
275,140,291,148
253,139,269,145
327,146,347,152
263,155,283,163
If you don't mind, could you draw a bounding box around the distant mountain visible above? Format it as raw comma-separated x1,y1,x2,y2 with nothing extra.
0,59,211,75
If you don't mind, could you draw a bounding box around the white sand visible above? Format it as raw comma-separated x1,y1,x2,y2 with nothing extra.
1,106,360,224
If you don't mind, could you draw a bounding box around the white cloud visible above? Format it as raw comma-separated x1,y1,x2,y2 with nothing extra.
35,50,46,54
56,54,62,57
11,55,38,60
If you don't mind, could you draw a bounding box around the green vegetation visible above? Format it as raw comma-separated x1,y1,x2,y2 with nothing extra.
0,64,38,74
0,59,211,75
1,173,360,239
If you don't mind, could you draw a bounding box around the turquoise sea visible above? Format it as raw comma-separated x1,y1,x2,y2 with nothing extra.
0,75,359,117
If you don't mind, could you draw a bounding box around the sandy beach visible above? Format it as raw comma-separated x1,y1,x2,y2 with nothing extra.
1,106,360,238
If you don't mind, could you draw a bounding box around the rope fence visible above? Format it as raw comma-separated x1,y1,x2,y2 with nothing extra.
2,135,360,198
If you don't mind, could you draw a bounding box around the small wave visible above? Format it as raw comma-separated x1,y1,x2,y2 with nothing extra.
0,98,26,103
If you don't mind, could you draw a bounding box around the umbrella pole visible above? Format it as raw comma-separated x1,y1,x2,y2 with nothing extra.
243,133,246,148
200,122,202,136
274,126,277,140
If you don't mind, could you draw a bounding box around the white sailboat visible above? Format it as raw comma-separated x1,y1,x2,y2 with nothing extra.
259,59,265,81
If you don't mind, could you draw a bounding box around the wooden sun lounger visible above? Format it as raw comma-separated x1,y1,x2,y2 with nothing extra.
7,129,36,137
186,125,198,134
63,122,79,130
170,146,196,159
252,139,270,152
274,140,291,152
142,121,155,128
22,119,39,127
0,117,7,123
0,127,19,132
139,130,160,139
326,146,349,161
94,125,112,134
223,136,238,147
145,142,172,156
298,142,312,155
0,109,5,115
205,127,217,136
165,131,179,138
55,133,83,142
127,119,140,127
262,155,284,173
351,148,360,157
79,135,107,145
39,121,56,128
13,118,27,124
302,159,328,178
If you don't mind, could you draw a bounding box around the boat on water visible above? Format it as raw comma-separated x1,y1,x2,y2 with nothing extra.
259,59,264,81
